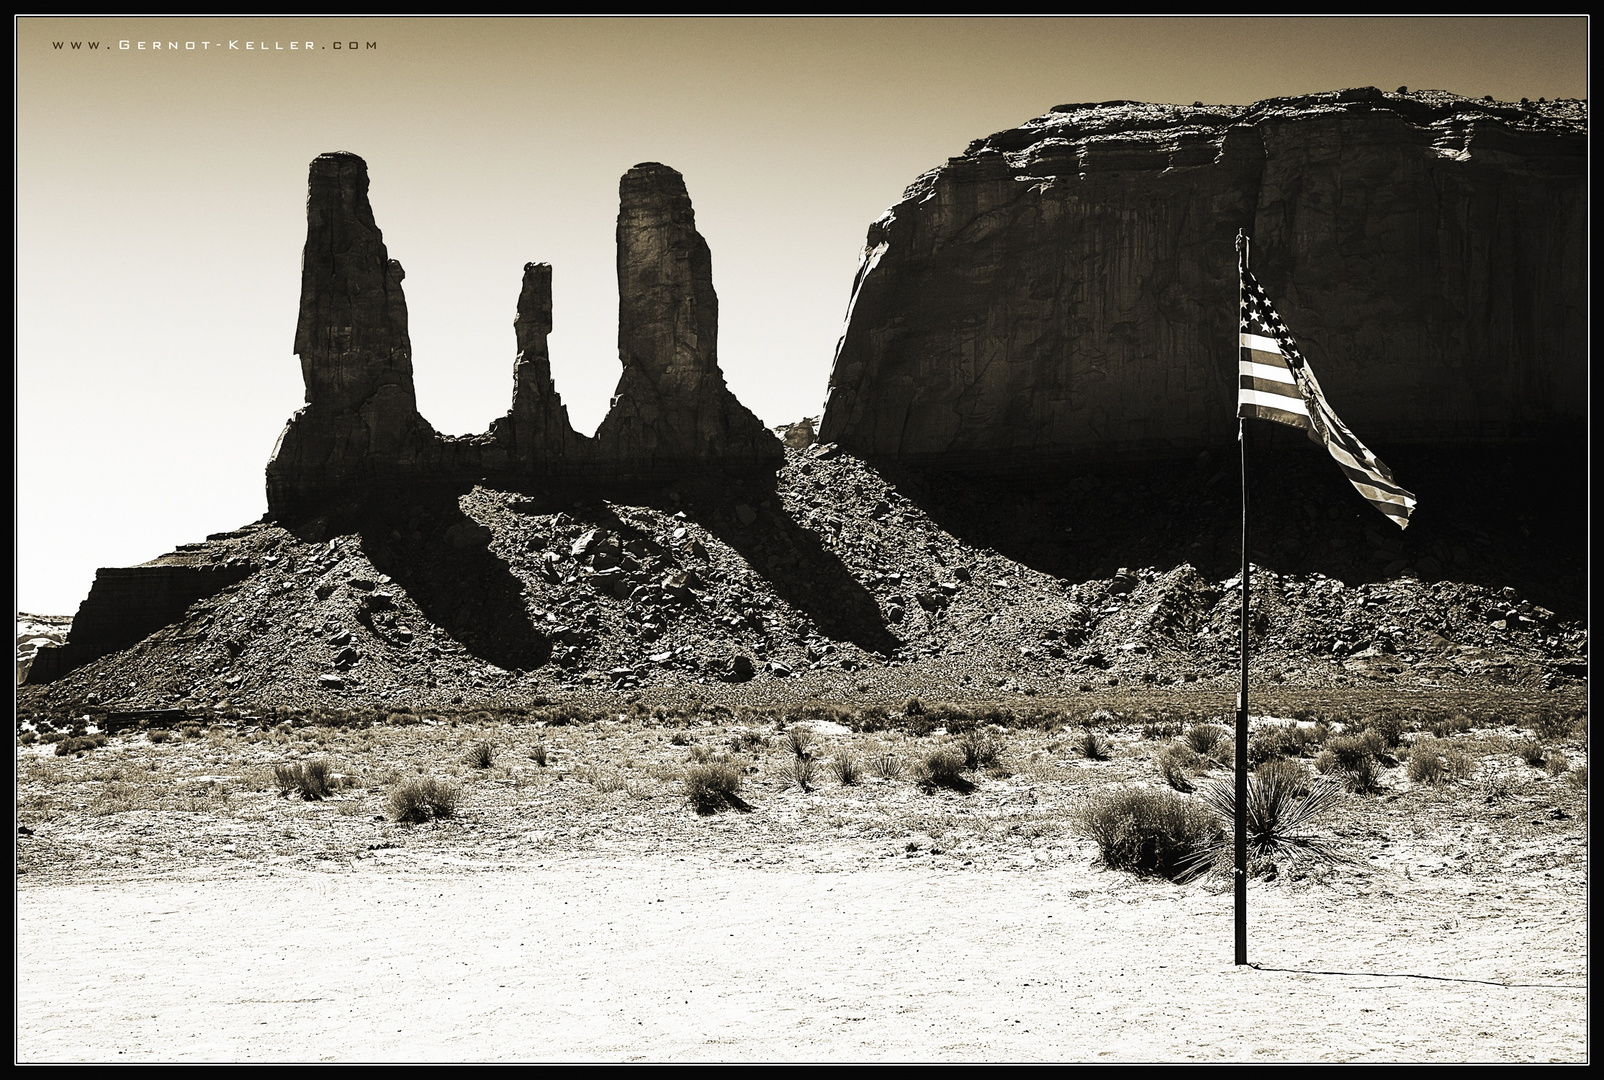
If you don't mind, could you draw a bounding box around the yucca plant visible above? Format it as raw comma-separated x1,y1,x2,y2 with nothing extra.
1186,770,1348,880
1078,728,1111,761
786,726,815,760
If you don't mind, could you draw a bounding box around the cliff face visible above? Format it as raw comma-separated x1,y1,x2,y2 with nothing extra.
818,88,1587,466
266,156,780,519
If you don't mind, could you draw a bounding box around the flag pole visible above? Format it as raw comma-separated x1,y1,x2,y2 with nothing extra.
1235,231,1250,967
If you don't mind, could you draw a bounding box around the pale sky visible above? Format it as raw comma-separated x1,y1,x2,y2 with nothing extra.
15,16,1589,614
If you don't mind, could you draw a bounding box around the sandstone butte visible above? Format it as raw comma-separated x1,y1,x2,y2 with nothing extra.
818,88,1585,469
27,88,1586,685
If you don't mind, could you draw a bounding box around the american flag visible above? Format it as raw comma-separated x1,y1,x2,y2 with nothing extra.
1238,250,1416,530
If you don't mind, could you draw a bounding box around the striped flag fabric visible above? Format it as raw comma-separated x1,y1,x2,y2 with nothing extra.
1238,253,1416,530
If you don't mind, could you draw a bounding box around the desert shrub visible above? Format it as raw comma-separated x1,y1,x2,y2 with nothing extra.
1442,747,1476,781
729,729,770,753
872,752,904,780
1142,721,1181,740
54,734,107,757
917,747,973,792
529,741,548,767
1254,756,1309,794
388,776,461,823
1544,750,1570,777
275,759,333,800
147,728,173,744
1249,725,1312,765
1354,710,1406,748
669,731,692,746
1074,787,1219,879
684,761,745,814
1430,714,1474,739
832,754,861,786
902,696,926,717
1406,741,1446,784
1516,739,1546,768
181,725,204,740
1190,771,1346,877
466,740,495,769
1531,707,1575,742
1342,755,1384,794
959,729,1002,770
785,727,815,760
18,731,37,745
1566,764,1587,789
1156,742,1203,792
1185,724,1229,757
1078,729,1111,761
1321,732,1384,772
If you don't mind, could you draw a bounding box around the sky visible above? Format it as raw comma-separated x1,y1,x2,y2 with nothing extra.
15,16,1589,615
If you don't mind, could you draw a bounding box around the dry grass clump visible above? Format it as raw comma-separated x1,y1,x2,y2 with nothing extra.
832,754,861,786
789,755,819,793
466,740,495,769
147,728,174,744
1185,724,1229,757
387,776,461,823
1406,740,1448,784
785,726,816,760
1316,731,1386,793
1074,787,1218,879
1544,750,1570,777
529,741,548,767
684,761,749,814
872,752,904,781
958,729,1002,770
274,758,333,800
1515,739,1547,768
916,746,974,793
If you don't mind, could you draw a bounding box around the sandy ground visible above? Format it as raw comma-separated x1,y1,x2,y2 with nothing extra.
17,847,1586,1062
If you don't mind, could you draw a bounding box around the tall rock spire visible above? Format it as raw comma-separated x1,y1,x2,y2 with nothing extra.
502,261,583,466
267,152,435,516
593,163,781,475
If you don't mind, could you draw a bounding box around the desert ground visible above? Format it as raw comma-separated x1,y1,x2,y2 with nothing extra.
16,690,1587,1062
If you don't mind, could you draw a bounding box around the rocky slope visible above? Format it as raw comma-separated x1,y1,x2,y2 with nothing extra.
819,88,1586,467
20,436,1585,719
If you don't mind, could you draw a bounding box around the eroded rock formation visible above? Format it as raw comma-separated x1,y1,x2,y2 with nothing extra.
489,261,588,470
266,155,779,519
267,152,439,516
26,547,255,684
593,163,781,475
818,88,1587,467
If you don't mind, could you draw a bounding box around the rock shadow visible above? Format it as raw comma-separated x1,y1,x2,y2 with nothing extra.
338,486,551,672
556,474,902,658
871,435,1585,620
